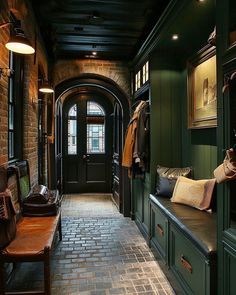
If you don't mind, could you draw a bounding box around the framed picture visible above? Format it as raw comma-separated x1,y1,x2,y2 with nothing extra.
188,45,217,128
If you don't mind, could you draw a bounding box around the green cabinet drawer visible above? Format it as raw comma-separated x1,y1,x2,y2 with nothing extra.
150,202,168,263
170,224,209,295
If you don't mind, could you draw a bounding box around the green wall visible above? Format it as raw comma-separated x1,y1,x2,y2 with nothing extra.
149,55,217,191
149,55,183,192
180,70,217,179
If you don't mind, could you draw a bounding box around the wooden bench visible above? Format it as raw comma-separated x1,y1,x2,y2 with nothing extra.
0,164,62,295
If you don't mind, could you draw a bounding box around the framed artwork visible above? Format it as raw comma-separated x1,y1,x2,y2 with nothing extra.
188,45,217,128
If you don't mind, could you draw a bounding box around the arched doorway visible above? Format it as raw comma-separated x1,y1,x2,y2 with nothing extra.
53,75,130,216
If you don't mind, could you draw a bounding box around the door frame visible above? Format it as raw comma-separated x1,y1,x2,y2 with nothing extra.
62,91,113,194
53,74,131,216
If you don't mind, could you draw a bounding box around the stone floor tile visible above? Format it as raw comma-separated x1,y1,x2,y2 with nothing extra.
5,194,175,295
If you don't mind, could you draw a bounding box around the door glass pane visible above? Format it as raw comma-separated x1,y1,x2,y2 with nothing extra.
87,124,105,153
9,105,14,130
9,131,14,159
68,104,77,155
87,101,105,116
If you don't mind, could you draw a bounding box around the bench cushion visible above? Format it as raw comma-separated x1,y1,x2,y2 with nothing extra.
2,215,60,257
150,194,217,257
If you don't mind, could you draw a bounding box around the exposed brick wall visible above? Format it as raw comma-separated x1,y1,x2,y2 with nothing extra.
53,59,131,97
1,0,132,189
0,1,10,165
0,0,49,187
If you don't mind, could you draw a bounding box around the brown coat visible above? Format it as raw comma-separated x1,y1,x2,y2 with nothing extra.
122,101,146,169
122,112,138,168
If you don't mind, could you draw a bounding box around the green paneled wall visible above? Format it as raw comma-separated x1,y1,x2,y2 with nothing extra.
133,52,217,233
149,55,183,191
180,70,217,179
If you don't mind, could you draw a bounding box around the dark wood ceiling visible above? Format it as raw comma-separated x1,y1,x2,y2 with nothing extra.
31,0,170,61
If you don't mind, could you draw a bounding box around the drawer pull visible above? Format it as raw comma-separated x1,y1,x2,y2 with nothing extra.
181,255,193,273
156,224,164,236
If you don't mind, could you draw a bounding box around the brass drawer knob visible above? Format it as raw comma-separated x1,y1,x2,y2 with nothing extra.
181,255,193,273
156,224,164,236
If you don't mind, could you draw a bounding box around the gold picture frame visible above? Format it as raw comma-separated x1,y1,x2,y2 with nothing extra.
188,45,217,129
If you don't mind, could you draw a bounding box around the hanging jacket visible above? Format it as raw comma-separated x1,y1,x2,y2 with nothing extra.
133,102,150,172
122,101,147,174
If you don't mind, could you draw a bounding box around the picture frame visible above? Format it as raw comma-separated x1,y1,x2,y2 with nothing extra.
188,45,217,129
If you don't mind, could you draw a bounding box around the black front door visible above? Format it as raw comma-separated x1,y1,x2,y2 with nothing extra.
63,93,113,193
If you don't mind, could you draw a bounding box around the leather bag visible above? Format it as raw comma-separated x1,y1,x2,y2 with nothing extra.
0,190,16,249
214,149,236,183
23,185,61,217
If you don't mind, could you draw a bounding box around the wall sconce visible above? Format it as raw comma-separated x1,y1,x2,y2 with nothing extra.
0,68,14,79
0,16,35,55
39,80,54,93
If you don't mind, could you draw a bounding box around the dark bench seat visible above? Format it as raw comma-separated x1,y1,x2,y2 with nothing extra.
149,194,217,295
150,194,217,257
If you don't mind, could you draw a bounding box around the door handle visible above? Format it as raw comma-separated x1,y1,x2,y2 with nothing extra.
83,154,90,161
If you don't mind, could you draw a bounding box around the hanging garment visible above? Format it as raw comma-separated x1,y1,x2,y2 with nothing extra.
122,101,149,177
133,102,150,172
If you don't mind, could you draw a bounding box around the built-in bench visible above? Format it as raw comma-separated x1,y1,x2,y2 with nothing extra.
0,163,62,295
149,194,217,295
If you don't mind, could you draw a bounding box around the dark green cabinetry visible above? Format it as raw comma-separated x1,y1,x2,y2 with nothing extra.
150,203,168,263
169,224,210,295
223,242,236,295
133,175,150,240
216,0,236,292
150,195,216,295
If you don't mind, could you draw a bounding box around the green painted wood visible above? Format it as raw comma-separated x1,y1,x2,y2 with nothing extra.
149,55,183,191
143,174,151,234
223,243,236,295
133,178,143,223
170,224,209,295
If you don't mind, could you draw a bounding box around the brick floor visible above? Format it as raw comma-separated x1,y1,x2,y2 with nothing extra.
6,194,175,295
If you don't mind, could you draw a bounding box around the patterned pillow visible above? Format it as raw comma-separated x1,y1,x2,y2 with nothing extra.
155,165,192,197
171,176,216,210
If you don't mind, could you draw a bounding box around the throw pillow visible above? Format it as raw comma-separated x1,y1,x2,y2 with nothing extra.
171,176,216,210
155,165,192,197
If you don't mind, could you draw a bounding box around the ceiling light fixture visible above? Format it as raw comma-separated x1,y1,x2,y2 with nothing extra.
0,21,35,55
39,80,54,93
172,34,179,40
92,51,97,56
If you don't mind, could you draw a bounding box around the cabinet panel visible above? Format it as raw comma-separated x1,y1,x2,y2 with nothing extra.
170,224,208,295
150,203,168,263
223,243,236,295
133,179,143,223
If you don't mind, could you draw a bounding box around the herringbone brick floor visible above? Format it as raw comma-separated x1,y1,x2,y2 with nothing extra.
6,194,175,295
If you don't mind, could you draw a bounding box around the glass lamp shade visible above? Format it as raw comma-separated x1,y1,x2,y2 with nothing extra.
39,81,54,93
5,34,35,54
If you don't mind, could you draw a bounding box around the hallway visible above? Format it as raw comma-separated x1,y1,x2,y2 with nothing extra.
8,195,175,295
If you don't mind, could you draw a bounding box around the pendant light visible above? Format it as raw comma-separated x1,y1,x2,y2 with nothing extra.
5,29,35,54
0,20,35,55
39,81,54,93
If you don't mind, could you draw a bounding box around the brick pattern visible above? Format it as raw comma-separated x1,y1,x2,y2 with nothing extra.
0,0,48,186
0,0,11,165
6,195,175,295
53,60,131,97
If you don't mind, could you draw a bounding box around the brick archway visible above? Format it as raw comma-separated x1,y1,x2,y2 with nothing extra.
53,74,131,217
